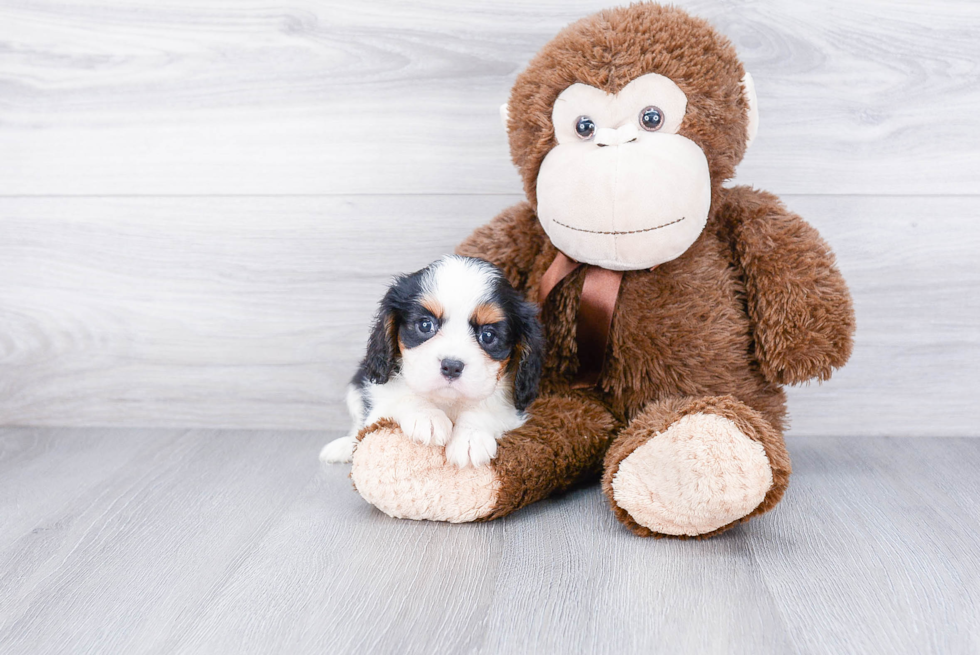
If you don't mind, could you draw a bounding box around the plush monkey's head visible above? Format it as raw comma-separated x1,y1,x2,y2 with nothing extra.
504,4,758,270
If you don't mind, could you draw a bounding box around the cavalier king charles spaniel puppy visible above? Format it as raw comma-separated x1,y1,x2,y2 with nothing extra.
320,255,544,468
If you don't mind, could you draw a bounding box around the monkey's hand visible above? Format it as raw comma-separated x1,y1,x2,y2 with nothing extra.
721,186,855,385
351,419,500,523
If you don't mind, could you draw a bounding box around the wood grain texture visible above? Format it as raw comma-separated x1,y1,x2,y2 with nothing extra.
1,194,977,436
1,0,978,195
0,428,325,654
0,428,977,654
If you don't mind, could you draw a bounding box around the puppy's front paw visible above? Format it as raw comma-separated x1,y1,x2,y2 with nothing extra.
445,426,498,468
401,409,453,446
319,436,355,463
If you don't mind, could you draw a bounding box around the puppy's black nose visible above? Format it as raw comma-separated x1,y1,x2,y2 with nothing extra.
440,358,465,380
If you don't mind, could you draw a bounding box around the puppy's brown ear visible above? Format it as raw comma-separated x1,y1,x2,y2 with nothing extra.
363,288,400,384
512,299,544,412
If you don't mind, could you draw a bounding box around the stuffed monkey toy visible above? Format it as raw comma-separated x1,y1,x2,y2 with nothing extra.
350,3,854,538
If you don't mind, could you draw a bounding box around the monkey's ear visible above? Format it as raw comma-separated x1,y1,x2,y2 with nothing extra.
363,291,400,385
499,102,510,132
512,301,544,412
742,72,759,149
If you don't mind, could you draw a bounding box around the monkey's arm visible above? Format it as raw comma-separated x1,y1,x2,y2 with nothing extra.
720,186,855,385
455,202,546,291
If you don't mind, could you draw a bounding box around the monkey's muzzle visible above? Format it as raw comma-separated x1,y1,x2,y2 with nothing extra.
594,124,639,147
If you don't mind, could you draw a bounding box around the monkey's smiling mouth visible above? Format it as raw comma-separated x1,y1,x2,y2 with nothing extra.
551,216,686,235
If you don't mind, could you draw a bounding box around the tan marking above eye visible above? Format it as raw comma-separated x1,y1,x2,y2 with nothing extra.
420,297,444,320
473,303,505,326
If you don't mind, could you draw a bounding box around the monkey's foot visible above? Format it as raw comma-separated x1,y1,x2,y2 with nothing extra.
604,404,780,538
351,420,499,523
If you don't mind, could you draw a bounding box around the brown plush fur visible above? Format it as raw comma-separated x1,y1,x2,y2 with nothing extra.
452,4,855,537
718,187,855,384
480,391,620,521
355,417,399,442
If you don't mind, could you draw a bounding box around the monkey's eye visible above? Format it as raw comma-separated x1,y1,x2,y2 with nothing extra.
479,327,497,345
639,106,664,132
417,318,435,334
574,116,596,140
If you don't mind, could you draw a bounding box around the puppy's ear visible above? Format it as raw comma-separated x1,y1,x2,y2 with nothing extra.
512,300,545,412
363,286,400,384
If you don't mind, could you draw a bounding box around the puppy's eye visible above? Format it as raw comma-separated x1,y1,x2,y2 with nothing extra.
417,318,434,334
574,116,596,140
639,106,664,132
479,328,497,345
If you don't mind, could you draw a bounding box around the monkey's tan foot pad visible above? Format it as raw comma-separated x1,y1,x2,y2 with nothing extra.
610,413,773,537
351,426,500,523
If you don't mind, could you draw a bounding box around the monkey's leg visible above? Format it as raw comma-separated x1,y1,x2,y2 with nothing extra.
351,392,618,523
602,395,791,538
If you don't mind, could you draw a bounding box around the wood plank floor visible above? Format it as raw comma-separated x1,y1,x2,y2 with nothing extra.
1,428,977,654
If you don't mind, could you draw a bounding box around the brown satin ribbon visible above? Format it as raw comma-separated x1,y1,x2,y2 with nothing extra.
538,251,582,305
539,252,624,389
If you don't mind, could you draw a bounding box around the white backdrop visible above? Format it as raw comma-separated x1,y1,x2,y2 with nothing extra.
1,0,978,435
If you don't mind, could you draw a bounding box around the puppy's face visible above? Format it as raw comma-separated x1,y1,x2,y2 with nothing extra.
365,256,543,411
401,257,516,403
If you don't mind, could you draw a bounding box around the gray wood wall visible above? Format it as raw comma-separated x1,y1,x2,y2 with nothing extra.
1,0,978,436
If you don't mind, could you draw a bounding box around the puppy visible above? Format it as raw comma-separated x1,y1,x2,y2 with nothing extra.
320,255,544,468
